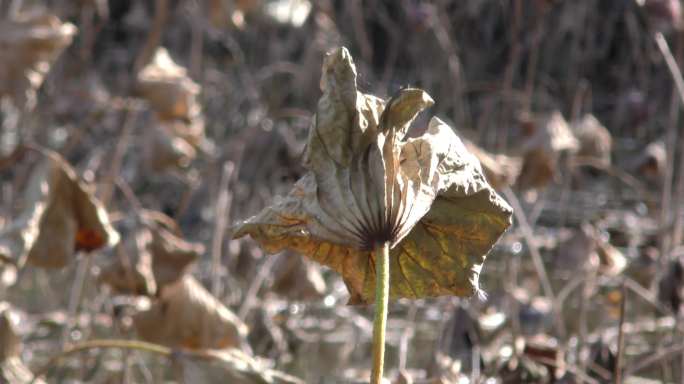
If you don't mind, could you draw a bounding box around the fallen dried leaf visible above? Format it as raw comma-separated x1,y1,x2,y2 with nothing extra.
134,275,247,349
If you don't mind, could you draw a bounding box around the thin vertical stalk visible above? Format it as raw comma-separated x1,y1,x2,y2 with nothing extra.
371,242,390,384
614,283,627,384
211,162,234,298
655,32,682,261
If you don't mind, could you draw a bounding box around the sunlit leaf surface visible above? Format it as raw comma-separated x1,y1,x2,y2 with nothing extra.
234,47,512,304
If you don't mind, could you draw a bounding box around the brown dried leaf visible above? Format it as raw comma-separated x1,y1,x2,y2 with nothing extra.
1,152,119,269
137,48,206,172
99,210,189,295
136,48,201,121
0,13,77,110
464,140,522,190
98,230,156,296
134,275,247,349
553,224,599,276
145,214,205,289
633,140,666,181
571,114,612,166
234,47,512,304
516,111,578,190
270,252,326,300
172,348,304,384
144,115,199,171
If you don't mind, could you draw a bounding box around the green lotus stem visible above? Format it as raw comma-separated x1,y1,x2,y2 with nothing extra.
371,241,390,384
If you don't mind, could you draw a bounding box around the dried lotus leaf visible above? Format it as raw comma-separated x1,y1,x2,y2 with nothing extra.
172,348,304,384
234,47,512,304
516,149,557,190
572,114,612,166
144,115,198,171
134,275,247,349
99,230,156,296
270,252,326,300
464,140,521,190
136,48,200,121
2,152,119,269
517,111,578,190
166,116,205,148
634,140,666,181
146,217,204,289
0,13,77,110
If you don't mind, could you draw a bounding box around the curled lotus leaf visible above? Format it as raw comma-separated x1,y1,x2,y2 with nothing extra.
136,47,201,121
1,151,119,269
0,13,77,110
134,275,247,350
234,47,512,304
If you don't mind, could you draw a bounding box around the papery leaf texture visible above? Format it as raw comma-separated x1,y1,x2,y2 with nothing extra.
234,47,512,304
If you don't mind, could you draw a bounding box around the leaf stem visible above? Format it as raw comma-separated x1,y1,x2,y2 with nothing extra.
32,339,172,382
371,241,390,384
